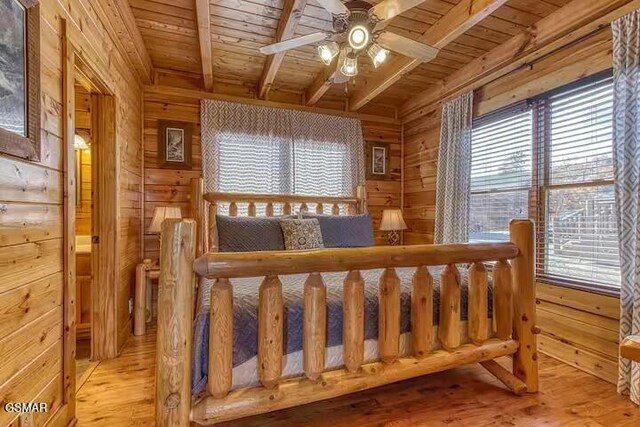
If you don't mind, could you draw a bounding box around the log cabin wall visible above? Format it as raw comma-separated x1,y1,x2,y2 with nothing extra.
143,80,401,260
0,1,143,423
401,28,619,383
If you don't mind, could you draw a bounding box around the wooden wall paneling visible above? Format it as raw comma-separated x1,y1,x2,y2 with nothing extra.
0,1,142,424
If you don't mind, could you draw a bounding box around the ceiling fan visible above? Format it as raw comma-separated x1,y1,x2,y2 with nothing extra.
259,0,439,80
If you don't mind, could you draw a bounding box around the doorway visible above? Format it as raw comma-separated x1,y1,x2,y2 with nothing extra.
62,28,121,409
73,82,94,386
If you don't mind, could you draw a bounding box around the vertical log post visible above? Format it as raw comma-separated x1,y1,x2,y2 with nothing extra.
316,203,324,214
304,273,327,380
209,278,233,398
248,202,256,217
266,202,274,217
190,177,205,256
229,202,237,217
510,219,538,393
468,262,489,345
300,202,308,213
411,266,433,358
343,270,365,372
493,260,513,340
356,185,367,214
155,219,196,427
438,264,461,350
332,204,339,215
209,203,218,251
378,268,401,363
283,202,292,215
258,275,284,389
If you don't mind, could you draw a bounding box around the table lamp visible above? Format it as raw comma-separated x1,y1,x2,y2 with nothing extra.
380,209,407,245
149,207,182,264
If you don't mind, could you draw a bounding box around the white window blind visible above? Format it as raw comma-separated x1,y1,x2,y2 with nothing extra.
541,75,620,286
470,106,533,242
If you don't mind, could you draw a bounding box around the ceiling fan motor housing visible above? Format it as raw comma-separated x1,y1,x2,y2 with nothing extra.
333,0,376,49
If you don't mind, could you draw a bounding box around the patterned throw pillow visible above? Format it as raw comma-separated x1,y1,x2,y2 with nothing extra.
280,219,325,250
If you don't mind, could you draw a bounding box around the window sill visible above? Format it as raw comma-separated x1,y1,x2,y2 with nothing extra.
536,275,620,298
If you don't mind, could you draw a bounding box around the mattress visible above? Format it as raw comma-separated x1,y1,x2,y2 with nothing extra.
192,266,493,394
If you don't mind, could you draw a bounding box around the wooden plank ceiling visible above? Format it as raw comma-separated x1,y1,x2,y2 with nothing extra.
129,0,573,112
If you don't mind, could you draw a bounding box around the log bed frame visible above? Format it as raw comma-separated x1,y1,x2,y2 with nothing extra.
154,178,538,426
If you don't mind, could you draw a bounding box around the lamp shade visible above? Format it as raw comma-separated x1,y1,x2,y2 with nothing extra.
149,206,182,233
379,209,407,231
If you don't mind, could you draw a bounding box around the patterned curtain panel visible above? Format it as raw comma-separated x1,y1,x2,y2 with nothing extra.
613,11,640,405
201,100,365,197
434,91,473,244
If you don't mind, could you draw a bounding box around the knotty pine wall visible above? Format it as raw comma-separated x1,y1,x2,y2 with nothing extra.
402,28,619,383
0,2,142,424
142,88,401,260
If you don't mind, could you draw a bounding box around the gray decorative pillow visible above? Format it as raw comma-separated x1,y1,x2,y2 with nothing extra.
280,219,324,250
216,215,285,252
302,213,374,248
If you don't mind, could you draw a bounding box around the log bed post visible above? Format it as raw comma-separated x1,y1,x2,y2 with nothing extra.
155,219,197,427
510,219,538,393
191,178,205,256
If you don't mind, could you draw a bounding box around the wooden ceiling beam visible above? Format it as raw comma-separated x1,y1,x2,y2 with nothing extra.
258,0,308,99
400,0,640,123
347,0,508,111
195,0,214,91
306,57,339,106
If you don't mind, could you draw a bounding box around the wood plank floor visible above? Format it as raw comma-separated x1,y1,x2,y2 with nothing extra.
76,329,639,426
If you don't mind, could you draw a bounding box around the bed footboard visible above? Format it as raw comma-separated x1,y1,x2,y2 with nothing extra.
155,219,537,427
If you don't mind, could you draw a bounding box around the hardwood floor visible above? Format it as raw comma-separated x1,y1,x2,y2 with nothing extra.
76,328,639,426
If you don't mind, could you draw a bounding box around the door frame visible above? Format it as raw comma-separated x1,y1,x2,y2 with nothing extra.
61,19,120,413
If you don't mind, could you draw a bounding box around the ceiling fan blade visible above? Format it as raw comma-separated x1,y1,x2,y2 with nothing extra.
370,0,427,21
314,0,350,15
260,32,329,55
376,31,439,62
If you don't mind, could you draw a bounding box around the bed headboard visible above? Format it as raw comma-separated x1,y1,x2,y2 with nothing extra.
190,177,367,254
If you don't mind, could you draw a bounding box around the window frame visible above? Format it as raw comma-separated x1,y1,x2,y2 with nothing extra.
472,70,620,296
532,71,618,296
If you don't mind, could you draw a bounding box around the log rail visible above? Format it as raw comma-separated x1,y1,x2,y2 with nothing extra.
155,214,537,426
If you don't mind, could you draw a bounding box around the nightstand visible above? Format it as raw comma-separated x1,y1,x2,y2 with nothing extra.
134,260,160,336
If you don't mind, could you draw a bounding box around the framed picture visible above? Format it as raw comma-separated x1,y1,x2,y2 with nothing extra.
365,141,391,180
158,120,192,169
0,0,40,161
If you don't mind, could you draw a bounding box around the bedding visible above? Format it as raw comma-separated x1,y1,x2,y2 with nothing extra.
216,215,285,252
302,213,374,247
192,266,493,394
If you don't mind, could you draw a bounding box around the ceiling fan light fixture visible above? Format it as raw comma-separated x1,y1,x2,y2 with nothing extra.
317,42,340,65
341,52,358,77
348,25,369,50
368,43,388,68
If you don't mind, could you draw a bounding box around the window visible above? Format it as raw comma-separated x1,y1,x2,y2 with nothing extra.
540,76,619,287
471,72,620,290
470,106,533,242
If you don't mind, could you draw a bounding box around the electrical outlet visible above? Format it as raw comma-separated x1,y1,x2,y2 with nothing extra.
128,297,134,314
19,412,34,427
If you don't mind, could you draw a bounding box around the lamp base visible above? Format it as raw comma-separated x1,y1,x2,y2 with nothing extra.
386,230,400,246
